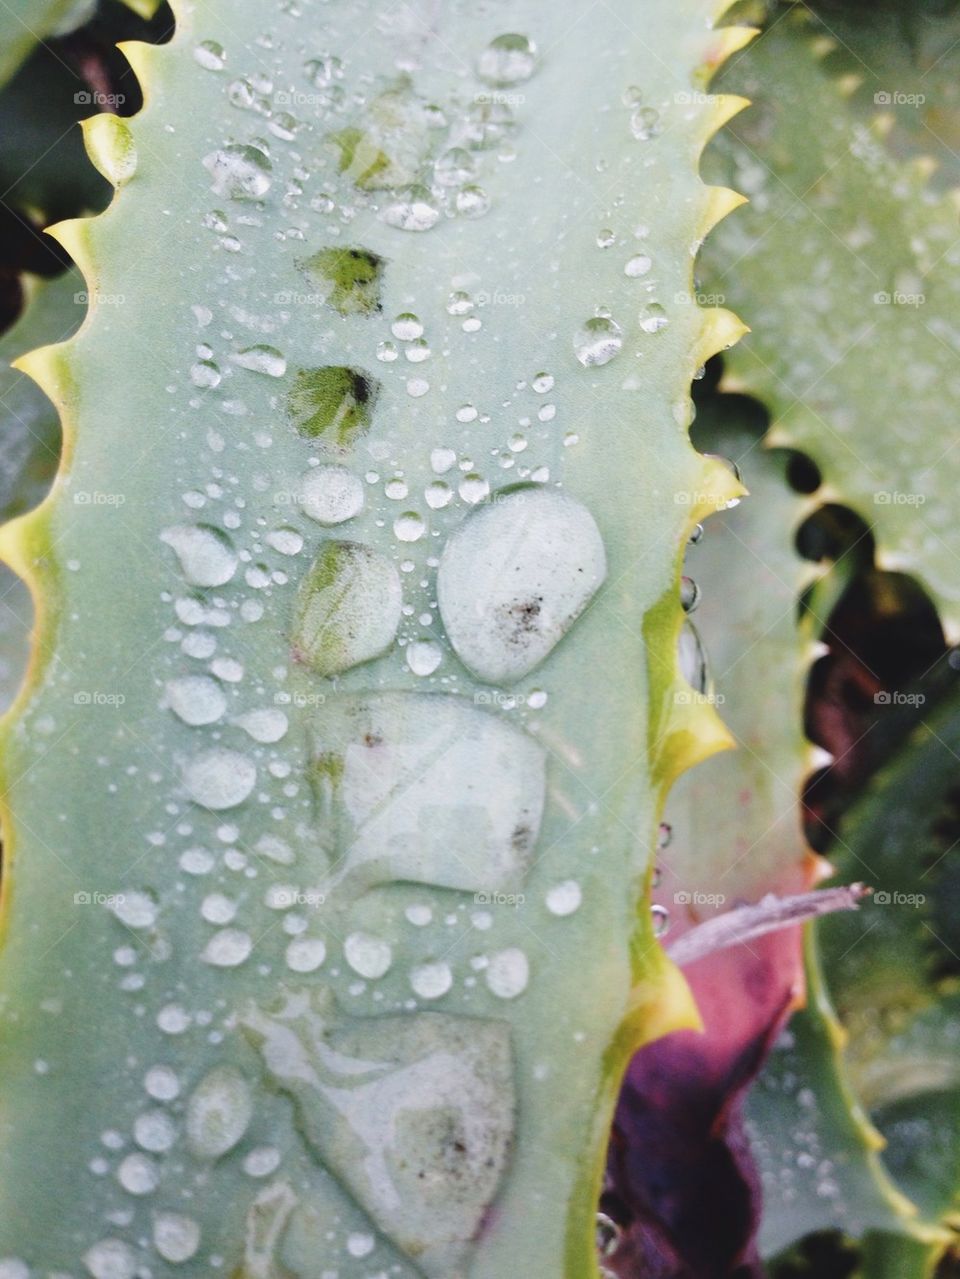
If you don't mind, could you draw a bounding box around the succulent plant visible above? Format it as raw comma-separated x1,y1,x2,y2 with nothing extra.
0,1,959,1277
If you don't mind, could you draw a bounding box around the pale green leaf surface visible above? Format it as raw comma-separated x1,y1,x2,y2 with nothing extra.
0,2,749,1275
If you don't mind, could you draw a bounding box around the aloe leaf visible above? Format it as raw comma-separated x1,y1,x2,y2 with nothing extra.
703,6,960,633
0,1,754,1274
0,269,80,714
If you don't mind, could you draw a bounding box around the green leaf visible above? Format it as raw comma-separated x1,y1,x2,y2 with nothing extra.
704,7,960,632
0,1,753,1273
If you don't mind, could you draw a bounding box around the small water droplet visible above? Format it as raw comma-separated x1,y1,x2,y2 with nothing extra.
406,639,442,676
678,621,709,694
486,947,529,999
630,105,662,141
435,147,477,187
546,880,582,916
394,511,425,542
202,928,253,967
153,1213,201,1264
186,1066,252,1157
161,525,237,588
203,144,272,200
300,465,365,525
680,576,700,613
456,185,491,218
641,301,669,335
194,40,226,71
184,748,256,810
285,937,327,973
410,961,453,1000
232,345,286,377
166,675,226,726
431,447,457,474
458,473,490,504
477,33,537,85
651,903,670,937
381,186,440,232
391,313,424,340
625,254,652,277
190,359,221,388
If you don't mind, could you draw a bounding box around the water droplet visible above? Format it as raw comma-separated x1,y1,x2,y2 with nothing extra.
425,480,452,510
625,254,652,277
134,1109,177,1153
200,893,237,925
184,749,256,810
596,1212,622,1258
161,525,237,588
658,821,672,850
203,144,272,200
680,575,700,613
641,303,669,335
194,40,226,71
186,1066,253,1158
166,675,226,726
546,880,582,916
630,105,662,141
243,1146,281,1177
202,928,253,967
574,316,623,367
344,931,392,979
431,447,457,474
145,1065,180,1101
385,477,409,500
456,185,491,218
678,621,709,694
84,1239,136,1279
446,291,474,316
437,487,606,683
285,937,327,972
405,904,433,927
391,313,423,341
596,228,616,248
405,338,431,363
293,542,402,676
190,359,221,388
347,1233,376,1259
232,345,286,378
406,376,430,397
300,465,365,525
486,947,529,998
117,1151,159,1195
458,473,490,504
394,511,425,542
688,523,703,545
410,961,453,999
406,639,442,676
233,707,288,743
153,1213,201,1264
381,186,441,232
477,33,537,86
109,890,158,930
651,903,670,937
266,527,303,556
435,148,477,187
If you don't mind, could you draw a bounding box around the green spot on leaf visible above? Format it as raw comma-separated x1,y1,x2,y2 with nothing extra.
297,246,385,316
286,366,380,450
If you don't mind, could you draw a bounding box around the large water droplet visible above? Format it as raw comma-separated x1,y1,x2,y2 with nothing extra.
410,960,453,1000
232,345,286,378
344,932,393,979
437,487,606,683
574,316,623,367
153,1213,201,1264
485,947,529,998
292,542,402,676
380,186,440,232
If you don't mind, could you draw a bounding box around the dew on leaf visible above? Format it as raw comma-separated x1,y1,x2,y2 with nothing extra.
232,345,287,378
639,302,669,333
477,33,537,85
186,1066,253,1158
201,928,253,967
153,1213,201,1264
380,186,441,231
286,366,379,449
285,937,327,972
485,947,529,998
183,748,256,810
574,316,623,367
194,40,226,70
292,542,402,676
297,246,384,316
166,675,226,726
410,961,453,999
394,512,425,542
546,880,582,916
160,525,237,588
203,144,272,200
300,464,365,525
406,639,442,675
344,931,392,978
